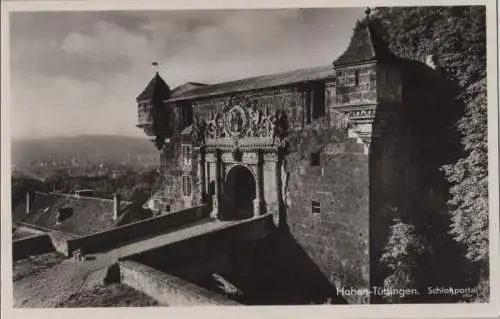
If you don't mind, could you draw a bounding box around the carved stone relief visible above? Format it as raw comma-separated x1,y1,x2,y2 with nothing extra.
191,99,290,150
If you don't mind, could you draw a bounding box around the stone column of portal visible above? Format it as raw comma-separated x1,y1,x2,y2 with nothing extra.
253,150,263,217
198,146,207,204
211,149,221,219
206,160,211,197
275,152,285,227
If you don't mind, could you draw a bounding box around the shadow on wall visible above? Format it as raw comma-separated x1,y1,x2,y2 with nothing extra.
370,58,474,302
129,225,347,305
198,228,349,305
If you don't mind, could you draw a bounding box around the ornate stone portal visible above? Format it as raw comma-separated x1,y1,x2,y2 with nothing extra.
193,100,288,222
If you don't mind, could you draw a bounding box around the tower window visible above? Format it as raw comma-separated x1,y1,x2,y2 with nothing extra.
354,69,360,86
310,152,320,166
182,175,192,197
311,200,321,215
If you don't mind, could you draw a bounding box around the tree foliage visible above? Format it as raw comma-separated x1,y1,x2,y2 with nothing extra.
442,78,488,263
380,219,428,302
11,176,45,203
373,6,486,87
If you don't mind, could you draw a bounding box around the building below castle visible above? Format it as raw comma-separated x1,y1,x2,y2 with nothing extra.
12,191,151,241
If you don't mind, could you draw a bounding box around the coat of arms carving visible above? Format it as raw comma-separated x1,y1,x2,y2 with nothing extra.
225,105,248,138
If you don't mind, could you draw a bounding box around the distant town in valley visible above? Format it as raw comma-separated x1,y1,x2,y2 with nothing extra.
12,135,160,175
11,135,161,204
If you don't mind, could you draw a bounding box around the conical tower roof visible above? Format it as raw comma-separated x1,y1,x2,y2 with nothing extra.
136,72,171,102
333,10,396,67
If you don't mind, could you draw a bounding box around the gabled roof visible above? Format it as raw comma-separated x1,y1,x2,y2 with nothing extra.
165,65,336,102
13,192,135,236
333,17,396,67
136,72,171,102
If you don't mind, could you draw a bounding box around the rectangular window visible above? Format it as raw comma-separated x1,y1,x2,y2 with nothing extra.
181,144,192,166
305,92,312,124
312,201,320,215
310,152,320,166
312,83,326,119
154,199,161,210
182,175,192,197
181,104,193,128
161,204,171,213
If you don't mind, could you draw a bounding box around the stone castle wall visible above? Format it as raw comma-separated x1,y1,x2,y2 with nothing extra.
156,135,197,212
284,127,370,303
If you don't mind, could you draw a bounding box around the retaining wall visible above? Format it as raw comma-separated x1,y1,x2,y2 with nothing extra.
12,234,55,261
127,213,275,271
118,260,240,306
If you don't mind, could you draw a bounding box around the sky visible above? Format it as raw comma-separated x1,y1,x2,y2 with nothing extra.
9,8,365,139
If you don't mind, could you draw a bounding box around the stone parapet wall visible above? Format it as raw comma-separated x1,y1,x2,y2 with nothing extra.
118,260,240,306
14,223,75,255
127,214,275,270
65,205,209,256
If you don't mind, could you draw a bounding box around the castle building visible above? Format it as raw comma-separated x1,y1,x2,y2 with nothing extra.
135,12,407,303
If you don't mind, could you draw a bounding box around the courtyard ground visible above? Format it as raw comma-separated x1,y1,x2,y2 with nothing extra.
12,218,232,307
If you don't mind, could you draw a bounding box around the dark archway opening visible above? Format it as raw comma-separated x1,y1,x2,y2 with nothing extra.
223,166,256,220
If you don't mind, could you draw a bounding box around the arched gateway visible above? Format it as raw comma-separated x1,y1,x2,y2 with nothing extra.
223,165,256,220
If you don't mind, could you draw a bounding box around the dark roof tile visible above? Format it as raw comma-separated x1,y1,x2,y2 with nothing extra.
136,72,171,102
166,65,335,102
18,192,132,236
170,82,208,99
333,18,396,67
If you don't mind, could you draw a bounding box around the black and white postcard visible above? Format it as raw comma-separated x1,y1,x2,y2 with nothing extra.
1,1,498,318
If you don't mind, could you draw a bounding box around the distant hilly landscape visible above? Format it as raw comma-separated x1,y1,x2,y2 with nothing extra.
11,135,160,165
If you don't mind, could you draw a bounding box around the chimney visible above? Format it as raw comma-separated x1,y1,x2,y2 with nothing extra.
26,191,32,215
113,193,121,220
